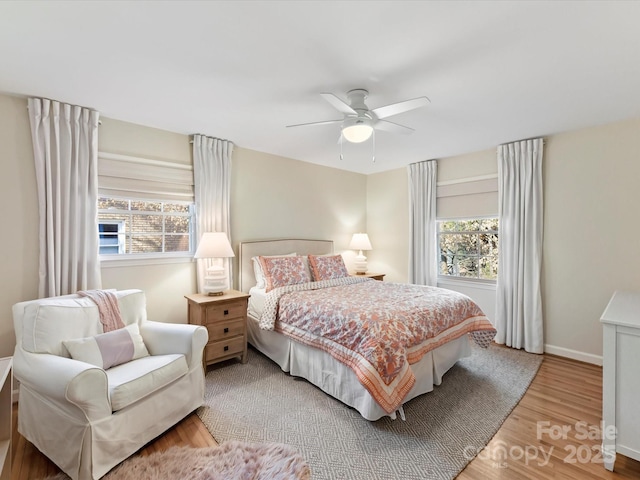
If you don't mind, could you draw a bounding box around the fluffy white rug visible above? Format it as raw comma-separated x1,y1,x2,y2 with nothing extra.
44,441,311,480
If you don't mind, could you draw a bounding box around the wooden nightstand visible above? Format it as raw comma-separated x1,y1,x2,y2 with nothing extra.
185,290,250,368
350,272,385,281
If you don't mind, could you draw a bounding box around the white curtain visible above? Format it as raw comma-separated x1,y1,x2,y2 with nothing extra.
28,98,102,297
408,160,438,286
496,138,544,353
192,135,233,293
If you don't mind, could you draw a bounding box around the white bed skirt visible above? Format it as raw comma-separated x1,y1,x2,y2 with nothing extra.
247,314,471,421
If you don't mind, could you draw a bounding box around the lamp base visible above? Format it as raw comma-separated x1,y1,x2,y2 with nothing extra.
353,250,368,274
206,291,225,296
203,265,228,296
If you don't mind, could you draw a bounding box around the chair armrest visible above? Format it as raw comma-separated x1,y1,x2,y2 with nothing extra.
140,321,208,368
13,348,111,420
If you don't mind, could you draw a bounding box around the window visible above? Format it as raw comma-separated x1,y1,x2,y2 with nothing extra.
98,197,195,257
438,217,498,281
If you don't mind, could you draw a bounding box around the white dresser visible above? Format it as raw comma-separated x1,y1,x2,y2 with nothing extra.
600,291,640,471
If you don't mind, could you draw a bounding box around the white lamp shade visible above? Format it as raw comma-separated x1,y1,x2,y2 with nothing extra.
194,232,235,259
349,233,372,251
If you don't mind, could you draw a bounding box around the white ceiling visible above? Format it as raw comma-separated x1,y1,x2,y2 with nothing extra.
1,1,639,175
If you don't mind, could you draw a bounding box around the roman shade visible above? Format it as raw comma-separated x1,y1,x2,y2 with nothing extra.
98,152,194,202
436,175,498,219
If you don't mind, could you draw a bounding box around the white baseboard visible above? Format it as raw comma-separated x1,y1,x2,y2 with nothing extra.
544,344,602,366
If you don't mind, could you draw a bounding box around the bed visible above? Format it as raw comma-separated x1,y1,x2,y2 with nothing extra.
239,238,496,421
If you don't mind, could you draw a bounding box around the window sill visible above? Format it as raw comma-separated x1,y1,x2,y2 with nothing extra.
437,277,497,291
99,254,194,268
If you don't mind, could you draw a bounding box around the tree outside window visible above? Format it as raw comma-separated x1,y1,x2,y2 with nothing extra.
438,217,498,281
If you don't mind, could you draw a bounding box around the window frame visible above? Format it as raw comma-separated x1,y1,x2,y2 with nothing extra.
98,196,196,267
437,216,499,284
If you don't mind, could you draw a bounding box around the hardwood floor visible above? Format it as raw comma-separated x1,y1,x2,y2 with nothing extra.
11,411,217,480
11,353,640,479
459,354,640,479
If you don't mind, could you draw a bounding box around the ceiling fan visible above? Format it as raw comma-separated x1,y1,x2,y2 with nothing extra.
287,89,430,143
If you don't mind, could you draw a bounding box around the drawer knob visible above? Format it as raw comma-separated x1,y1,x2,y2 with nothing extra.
224,345,229,352
223,327,229,334
224,309,229,316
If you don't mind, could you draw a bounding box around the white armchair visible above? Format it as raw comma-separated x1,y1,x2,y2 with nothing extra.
12,289,208,480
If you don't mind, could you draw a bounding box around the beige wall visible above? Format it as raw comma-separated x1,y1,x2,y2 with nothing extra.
366,148,498,284
98,117,192,167
366,168,410,283
0,94,39,358
88,121,369,320
367,151,499,318
543,119,640,361
3,89,639,363
98,117,196,324
230,147,367,284
437,148,497,182
0,94,366,356
368,118,640,361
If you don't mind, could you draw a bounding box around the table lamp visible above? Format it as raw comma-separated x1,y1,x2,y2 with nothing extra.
194,232,235,295
349,233,372,274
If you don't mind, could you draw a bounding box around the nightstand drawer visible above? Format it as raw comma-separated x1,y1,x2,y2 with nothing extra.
206,336,245,360
205,302,245,323
207,318,245,342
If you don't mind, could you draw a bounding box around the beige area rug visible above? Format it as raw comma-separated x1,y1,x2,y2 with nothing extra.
43,441,310,480
197,343,543,480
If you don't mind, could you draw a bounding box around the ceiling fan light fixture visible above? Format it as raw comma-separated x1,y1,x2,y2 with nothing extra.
287,89,429,147
342,122,373,143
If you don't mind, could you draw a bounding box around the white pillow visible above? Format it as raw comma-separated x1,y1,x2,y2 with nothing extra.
63,323,150,370
252,253,296,289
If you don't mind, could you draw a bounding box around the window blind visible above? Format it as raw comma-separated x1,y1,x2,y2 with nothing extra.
98,152,194,202
436,174,498,218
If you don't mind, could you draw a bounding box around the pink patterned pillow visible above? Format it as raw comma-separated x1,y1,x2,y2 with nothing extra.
308,254,349,281
258,256,311,292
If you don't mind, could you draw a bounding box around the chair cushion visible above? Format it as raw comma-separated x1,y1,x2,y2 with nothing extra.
106,354,188,411
20,289,147,356
63,324,150,369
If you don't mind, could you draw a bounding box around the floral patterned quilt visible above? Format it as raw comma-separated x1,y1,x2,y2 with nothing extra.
259,278,497,414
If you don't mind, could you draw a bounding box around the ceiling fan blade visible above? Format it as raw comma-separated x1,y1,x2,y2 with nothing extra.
371,96,430,119
374,119,415,135
320,93,357,115
286,119,342,128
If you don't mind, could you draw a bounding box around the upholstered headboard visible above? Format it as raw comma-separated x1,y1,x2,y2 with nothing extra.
238,239,334,293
